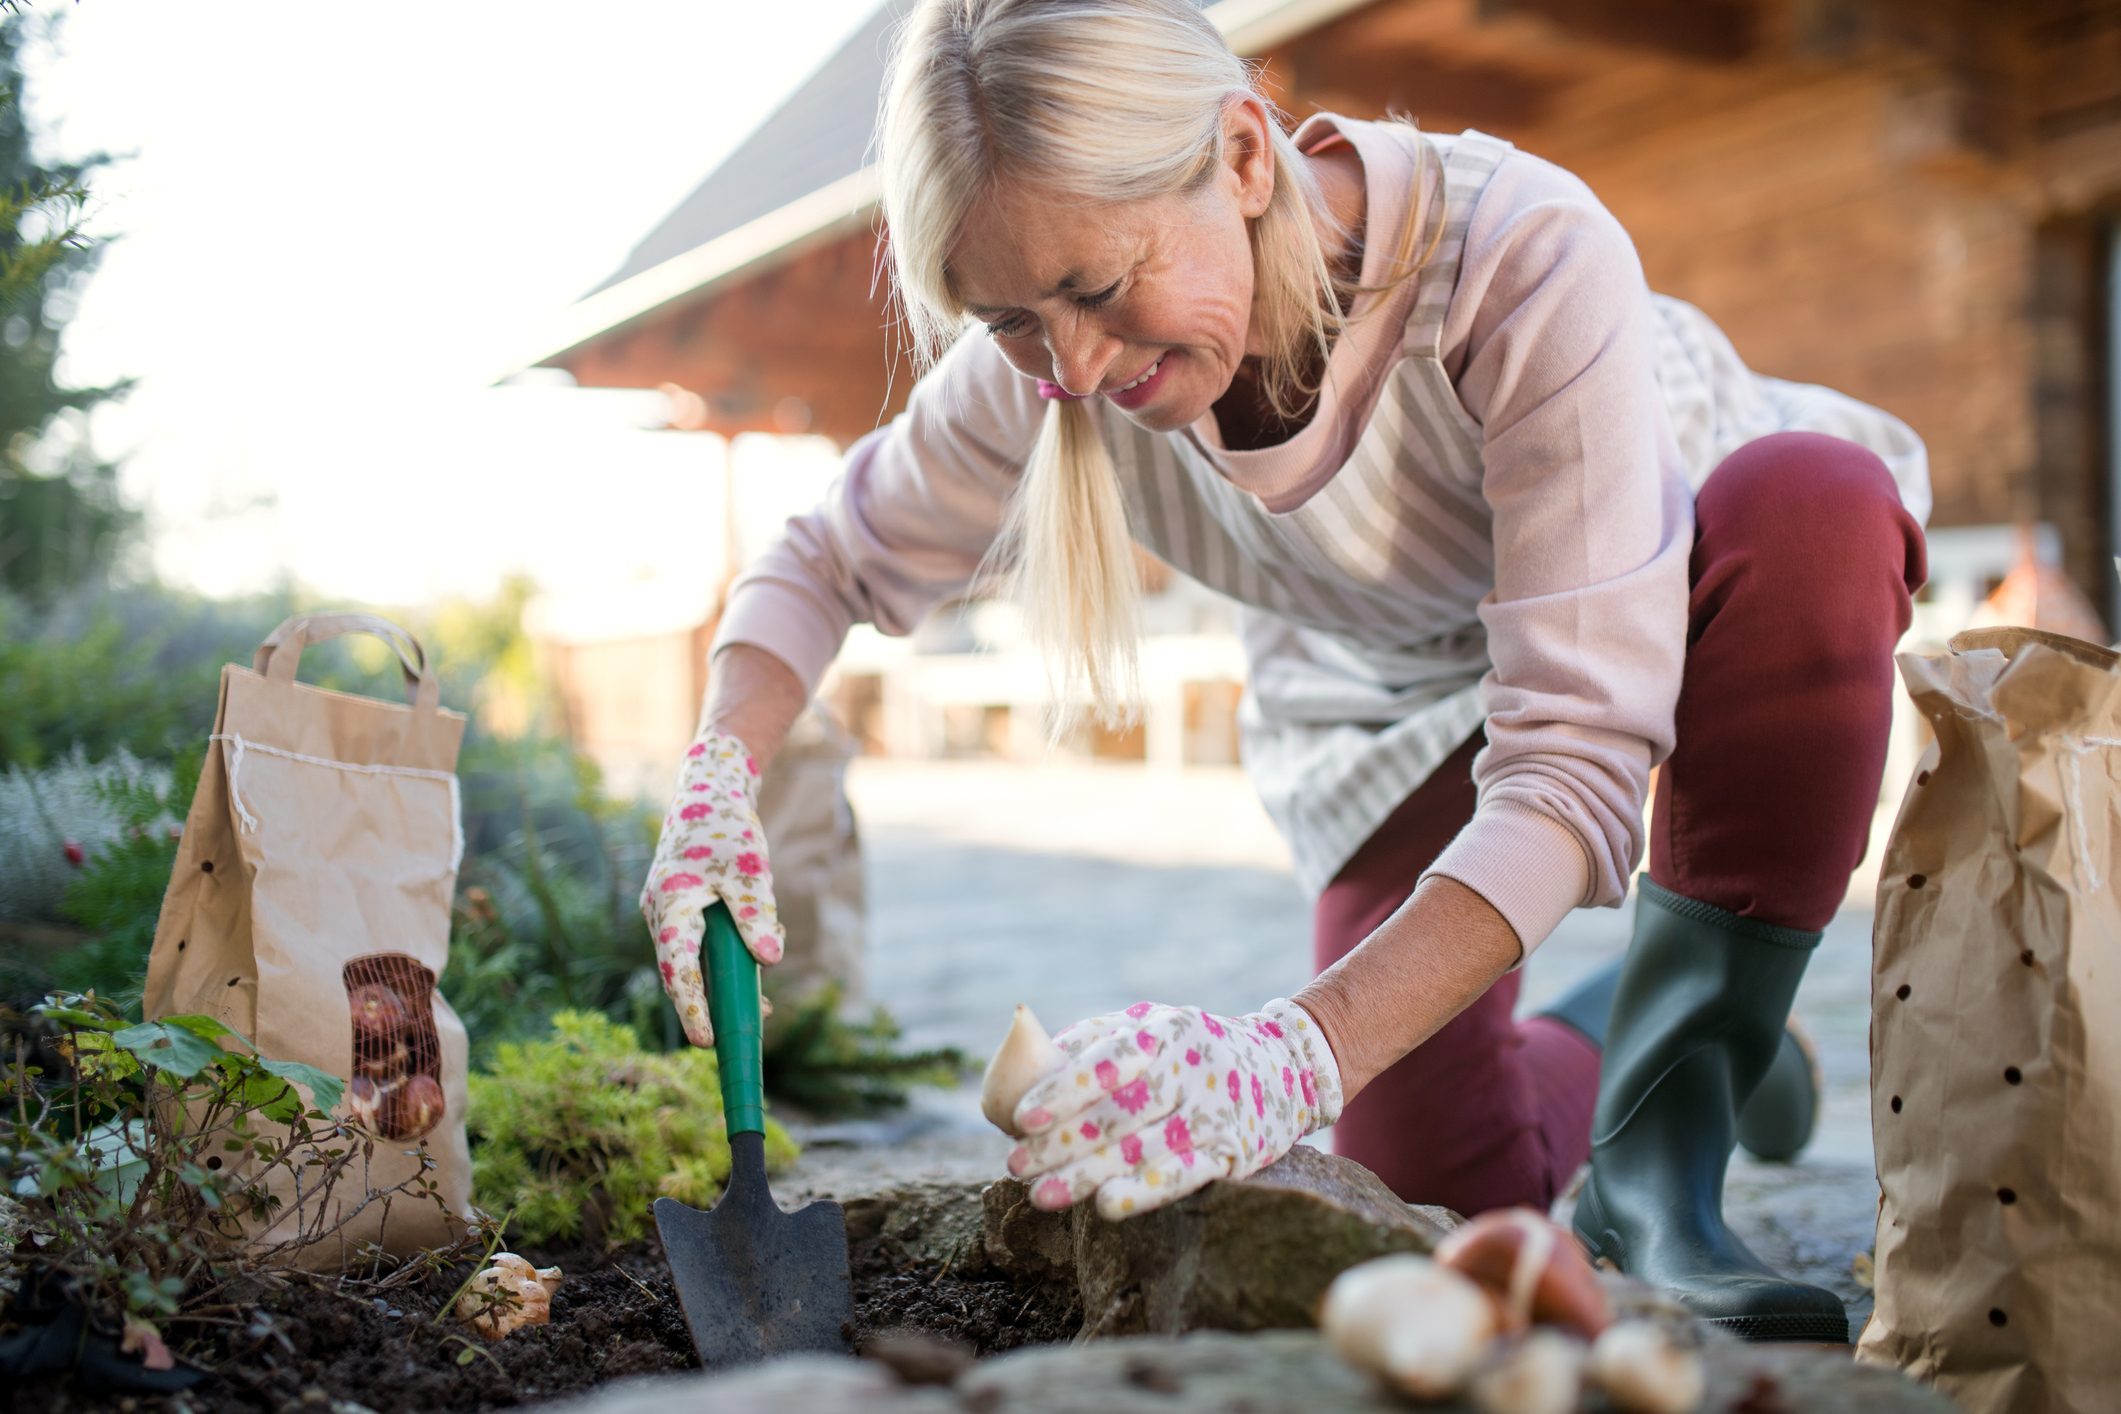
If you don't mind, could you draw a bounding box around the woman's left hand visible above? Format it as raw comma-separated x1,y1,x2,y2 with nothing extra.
1005,998,1343,1221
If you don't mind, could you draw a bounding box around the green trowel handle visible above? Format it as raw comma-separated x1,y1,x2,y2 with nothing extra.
702,901,765,1138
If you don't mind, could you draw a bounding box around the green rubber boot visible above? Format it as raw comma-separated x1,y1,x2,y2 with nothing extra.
1539,961,1821,1165
1568,878,1849,1344
1735,1017,1821,1164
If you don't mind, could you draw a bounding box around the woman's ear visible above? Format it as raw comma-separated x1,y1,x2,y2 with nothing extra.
1221,95,1275,220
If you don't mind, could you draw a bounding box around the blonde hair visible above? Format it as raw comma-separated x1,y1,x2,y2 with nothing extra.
878,0,1442,731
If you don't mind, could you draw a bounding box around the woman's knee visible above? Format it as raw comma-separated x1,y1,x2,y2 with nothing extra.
1696,432,1927,608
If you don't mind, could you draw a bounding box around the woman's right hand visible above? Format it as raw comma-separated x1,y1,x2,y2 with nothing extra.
639,727,786,1047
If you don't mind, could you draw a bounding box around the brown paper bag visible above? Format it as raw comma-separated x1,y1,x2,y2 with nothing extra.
754,703,867,1013
1857,626,2121,1413
142,612,475,1259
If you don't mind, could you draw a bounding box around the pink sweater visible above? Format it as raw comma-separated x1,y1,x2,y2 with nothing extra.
716,115,1703,950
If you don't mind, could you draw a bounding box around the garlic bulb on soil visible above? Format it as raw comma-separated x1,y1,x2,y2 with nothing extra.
1469,1330,1586,1414
981,1003,1065,1136
1587,1321,1706,1414
462,1253,562,1339
487,1252,564,1298
1320,1254,1500,1399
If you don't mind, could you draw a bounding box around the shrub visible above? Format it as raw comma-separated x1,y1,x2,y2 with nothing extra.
0,582,297,773
441,731,666,1062
466,1010,797,1247
8,576,956,1118
443,733,966,1115
0,745,176,927
42,744,203,1009
0,993,450,1369
763,986,966,1117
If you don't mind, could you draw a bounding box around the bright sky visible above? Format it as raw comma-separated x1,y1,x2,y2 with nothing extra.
23,0,880,608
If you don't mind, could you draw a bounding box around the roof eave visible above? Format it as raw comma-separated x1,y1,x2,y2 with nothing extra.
499,164,882,384
498,0,1376,384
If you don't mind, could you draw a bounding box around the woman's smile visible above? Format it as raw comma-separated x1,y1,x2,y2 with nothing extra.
1105,351,1175,409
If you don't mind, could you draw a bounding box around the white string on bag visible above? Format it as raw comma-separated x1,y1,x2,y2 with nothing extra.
210,731,465,872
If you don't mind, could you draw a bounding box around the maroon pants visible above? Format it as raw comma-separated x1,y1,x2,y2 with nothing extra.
1317,432,1927,1215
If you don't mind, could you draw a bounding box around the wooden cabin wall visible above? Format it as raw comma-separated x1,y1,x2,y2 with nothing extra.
1266,0,2121,592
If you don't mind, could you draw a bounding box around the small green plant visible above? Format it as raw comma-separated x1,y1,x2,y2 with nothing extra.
466,1010,797,1247
39,743,204,1011
0,993,450,1366
443,733,960,1116
437,730,664,1058
764,987,967,1116
0,745,177,928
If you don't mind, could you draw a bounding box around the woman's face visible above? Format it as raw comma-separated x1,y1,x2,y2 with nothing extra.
946,99,1276,434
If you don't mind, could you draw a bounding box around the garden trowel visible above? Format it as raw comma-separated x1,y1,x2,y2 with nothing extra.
653,902,851,1368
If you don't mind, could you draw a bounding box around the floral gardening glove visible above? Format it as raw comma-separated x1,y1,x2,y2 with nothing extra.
1006,999,1343,1221
639,727,786,1047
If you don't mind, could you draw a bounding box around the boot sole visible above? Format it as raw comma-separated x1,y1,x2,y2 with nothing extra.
1577,1186,1850,1346
1708,1310,1850,1344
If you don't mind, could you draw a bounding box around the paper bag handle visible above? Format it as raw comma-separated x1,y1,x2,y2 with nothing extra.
253,612,441,713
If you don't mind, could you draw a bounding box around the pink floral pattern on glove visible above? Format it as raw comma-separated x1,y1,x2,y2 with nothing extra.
1003,998,1343,1221
638,727,786,1047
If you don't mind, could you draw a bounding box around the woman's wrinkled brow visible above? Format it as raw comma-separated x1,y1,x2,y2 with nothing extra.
964,268,1106,317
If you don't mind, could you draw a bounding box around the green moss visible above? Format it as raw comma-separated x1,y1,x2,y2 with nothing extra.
466,1010,797,1246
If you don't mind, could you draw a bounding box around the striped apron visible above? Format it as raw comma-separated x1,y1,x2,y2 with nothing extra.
1094,129,1930,897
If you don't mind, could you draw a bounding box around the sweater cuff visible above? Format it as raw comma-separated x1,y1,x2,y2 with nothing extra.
1418,800,1592,965
709,581,849,699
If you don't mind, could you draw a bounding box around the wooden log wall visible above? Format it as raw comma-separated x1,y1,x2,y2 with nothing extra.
1261,0,2121,591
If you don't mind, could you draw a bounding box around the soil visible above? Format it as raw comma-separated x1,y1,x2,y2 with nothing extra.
8,1229,1081,1412
848,1234,1080,1361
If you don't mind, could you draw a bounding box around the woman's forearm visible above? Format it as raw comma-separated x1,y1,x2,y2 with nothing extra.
698,642,810,772
1292,875,1524,1103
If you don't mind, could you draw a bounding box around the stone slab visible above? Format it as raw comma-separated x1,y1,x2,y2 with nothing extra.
543,1329,1957,1414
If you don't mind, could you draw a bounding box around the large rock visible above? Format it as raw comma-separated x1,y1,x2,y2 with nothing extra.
845,1179,994,1272
967,1330,1961,1414
540,1330,1958,1414
983,1143,1459,1336
535,1360,957,1414
560,1151,1953,1413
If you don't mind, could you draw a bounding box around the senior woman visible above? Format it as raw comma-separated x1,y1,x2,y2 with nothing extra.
640,0,1926,1345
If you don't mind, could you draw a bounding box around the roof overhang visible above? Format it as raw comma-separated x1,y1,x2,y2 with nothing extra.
498,0,1379,383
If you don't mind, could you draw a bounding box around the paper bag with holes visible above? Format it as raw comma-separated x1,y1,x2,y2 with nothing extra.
141,612,475,1260
1857,627,2121,1413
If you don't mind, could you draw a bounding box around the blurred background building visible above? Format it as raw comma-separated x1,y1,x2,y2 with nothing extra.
508,0,2121,807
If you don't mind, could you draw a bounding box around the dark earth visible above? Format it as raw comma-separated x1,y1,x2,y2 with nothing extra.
9,1229,1083,1412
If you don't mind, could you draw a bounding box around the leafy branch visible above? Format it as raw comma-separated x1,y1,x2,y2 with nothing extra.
2,993,457,1367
